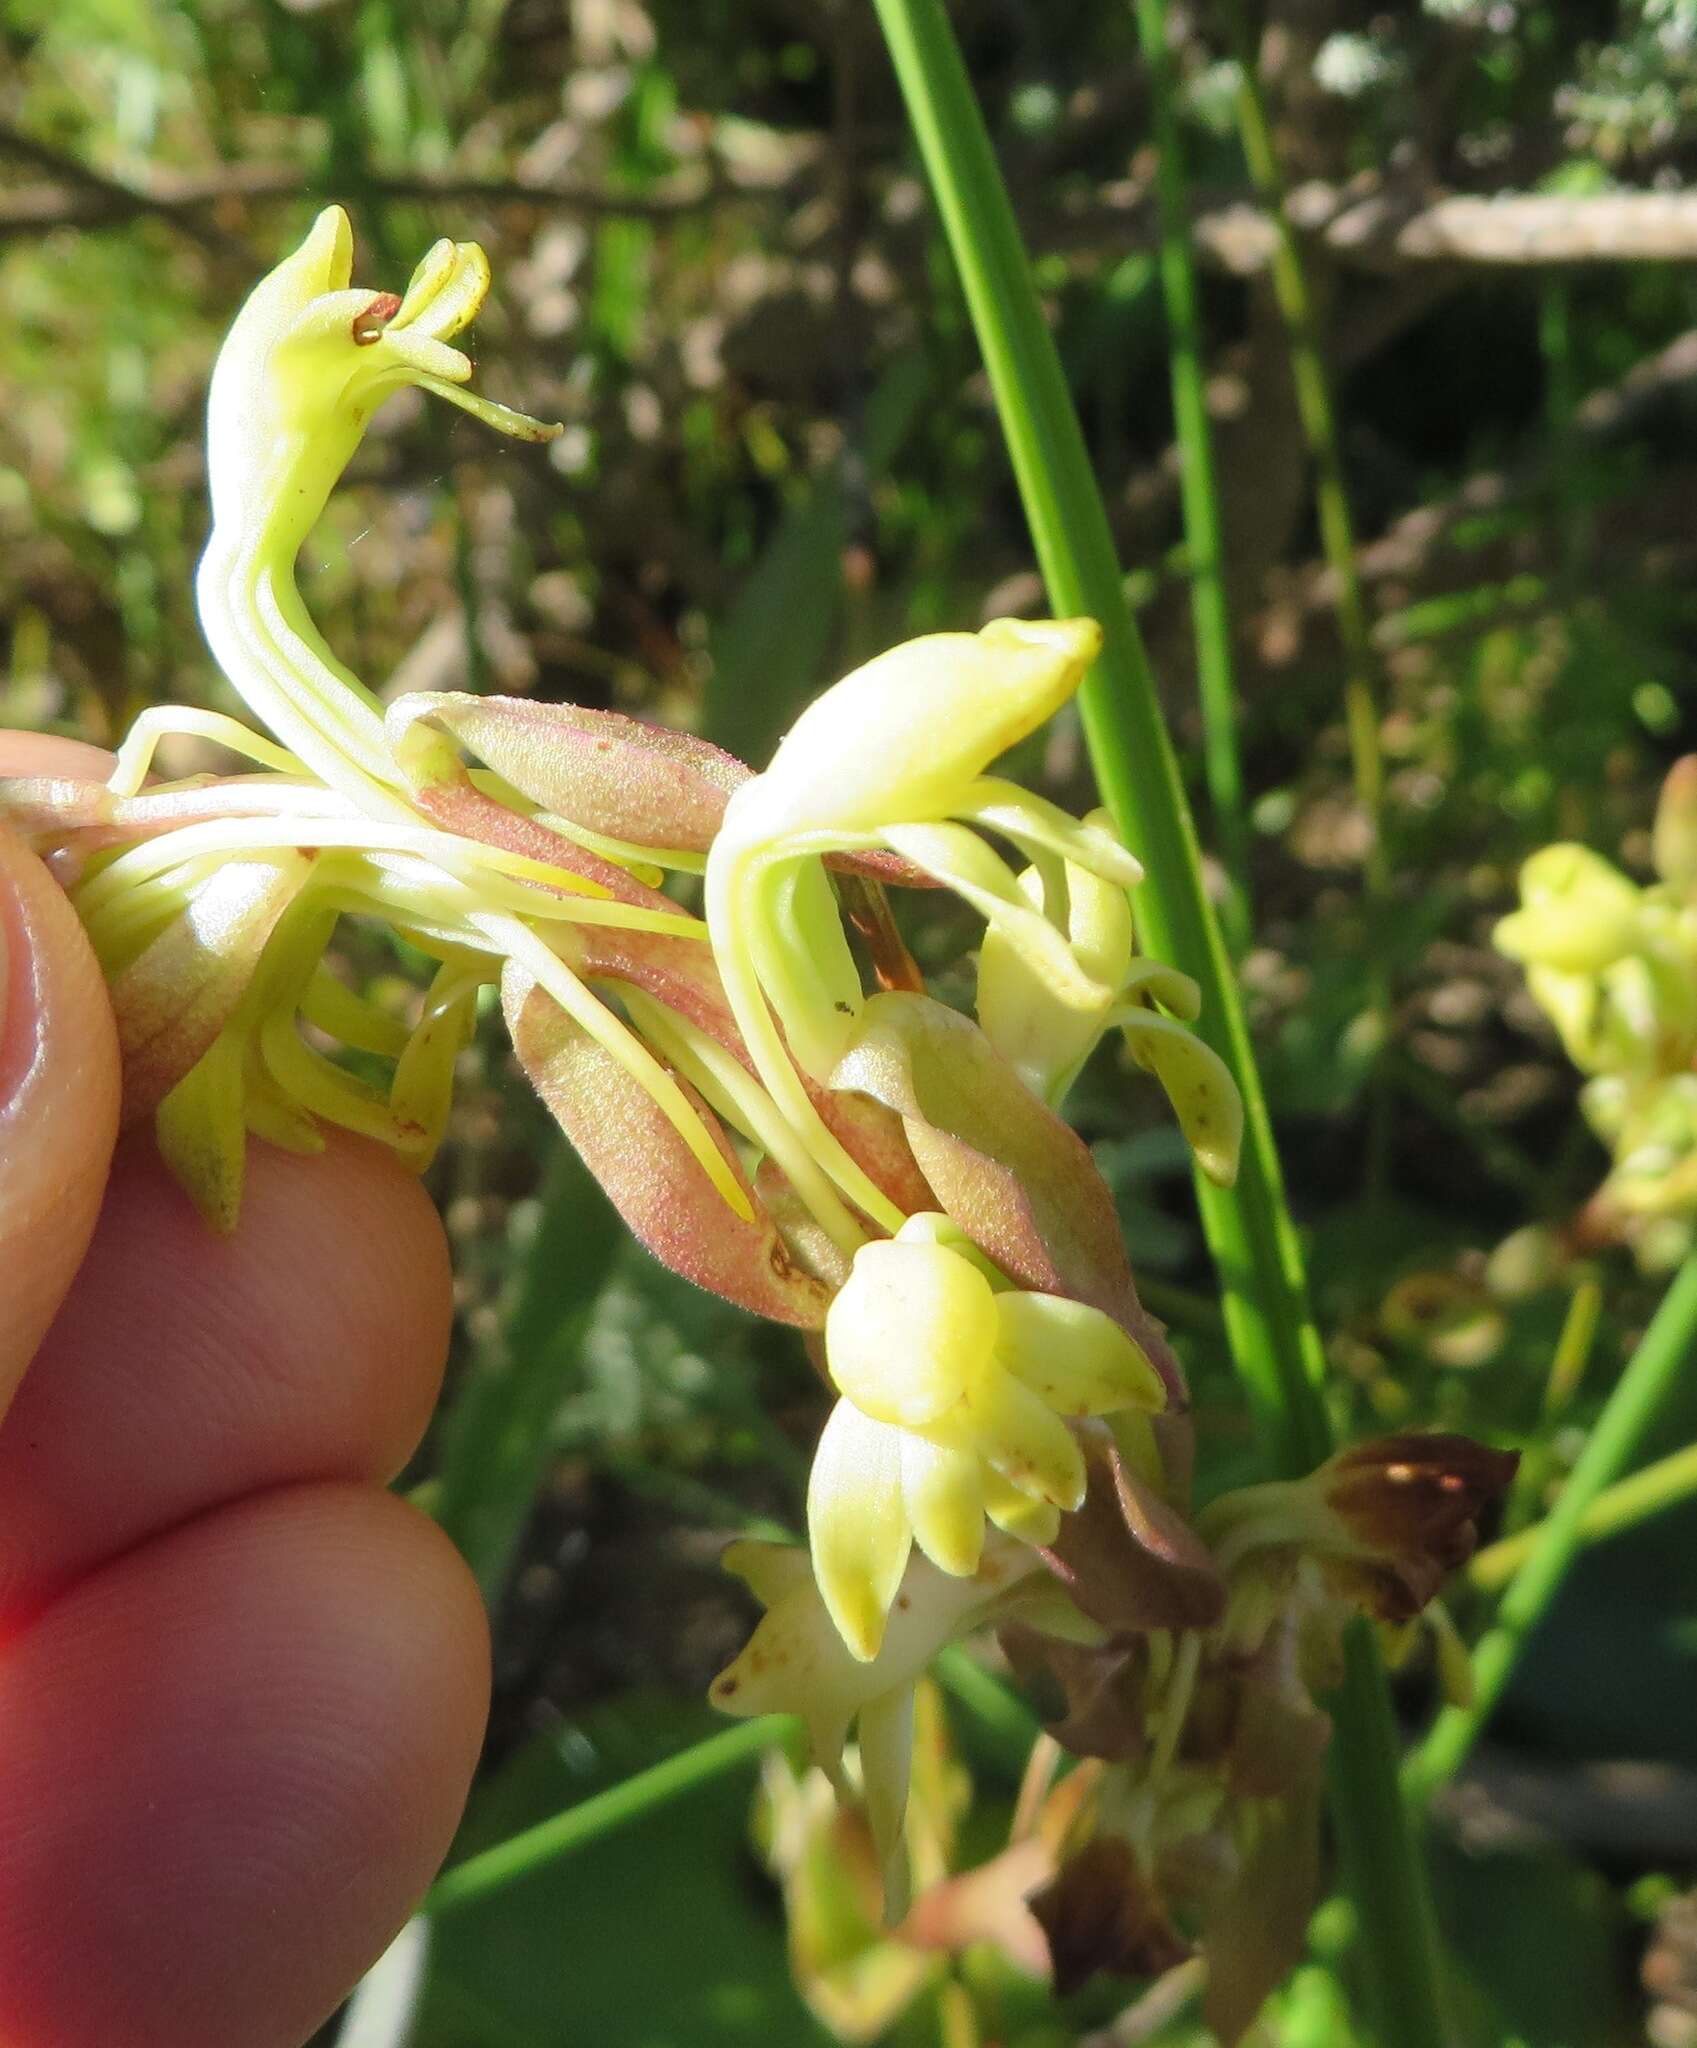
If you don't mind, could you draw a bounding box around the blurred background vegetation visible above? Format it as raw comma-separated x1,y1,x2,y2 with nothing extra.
7,0,1697,2042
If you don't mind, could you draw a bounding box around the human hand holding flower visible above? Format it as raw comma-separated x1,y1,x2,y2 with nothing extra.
0,733,489,2048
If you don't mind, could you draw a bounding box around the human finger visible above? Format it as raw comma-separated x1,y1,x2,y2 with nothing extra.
0,754,121,1411
0,1127,454,1617
0,1483,490,2048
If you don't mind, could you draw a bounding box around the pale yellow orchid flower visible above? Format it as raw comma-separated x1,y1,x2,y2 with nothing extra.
809,1212,1165,1662
13,209,761,1227
702,617,1139,1252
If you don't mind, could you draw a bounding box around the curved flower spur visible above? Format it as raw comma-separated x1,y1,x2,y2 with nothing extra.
1,208,795,1242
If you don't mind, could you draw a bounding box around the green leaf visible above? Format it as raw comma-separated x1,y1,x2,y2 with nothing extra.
434,1143,623,1601
414,1694,831,2048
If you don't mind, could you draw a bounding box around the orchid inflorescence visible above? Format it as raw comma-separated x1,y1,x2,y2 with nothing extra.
3,213,1518,2037
1496,758,1697,1269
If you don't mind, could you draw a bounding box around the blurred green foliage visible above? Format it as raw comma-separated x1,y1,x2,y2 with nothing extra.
9,0,1697,2041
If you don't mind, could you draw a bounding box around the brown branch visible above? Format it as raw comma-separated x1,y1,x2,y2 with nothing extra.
1050,177,1697,275
0,123,253,260
0,147,746,247
10,128,1697,279
1323,187,1697,269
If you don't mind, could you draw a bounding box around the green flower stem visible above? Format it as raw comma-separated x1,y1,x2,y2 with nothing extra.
867,0,1328,1473
424,1715,793,1918
1543,1277,1602,1419
1226,10,1392,1185
1468,1438,1697,1593
1406,1253,1697,1802
867,5,1446,2041
421,1651,1041,1918
1131,0,1250,954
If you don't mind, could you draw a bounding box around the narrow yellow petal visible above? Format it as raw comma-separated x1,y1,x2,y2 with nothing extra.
983,1475,1062,1548
951,1372,1086,1512
899,1436,985,1578
1117,1008,1244,1187
807,1400,913,1661
882,821,1109,1012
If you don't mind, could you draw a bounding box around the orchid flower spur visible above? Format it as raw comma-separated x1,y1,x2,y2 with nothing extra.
810,1211,1167,1661
0,207,797,1233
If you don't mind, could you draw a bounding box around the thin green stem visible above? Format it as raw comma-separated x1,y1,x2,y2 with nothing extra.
1131,0,1250,954
1406,1254,1697,1801
1469,1438,1697,1593
1329,1623,1448,2035
424,1715,792,1917
869,0,1328,1474
1227,11,1393,1191
1543,1277,1602,1419
866,6,1446,2041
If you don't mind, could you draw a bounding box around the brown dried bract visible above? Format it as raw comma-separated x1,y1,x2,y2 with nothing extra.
1324,1431,1520,1621
1028,1835,1191,1996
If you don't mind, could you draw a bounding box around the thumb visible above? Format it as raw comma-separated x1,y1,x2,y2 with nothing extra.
0,746,121,1415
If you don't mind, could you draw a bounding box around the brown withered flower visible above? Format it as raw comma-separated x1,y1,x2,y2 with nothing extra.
1200,1430,1519,1625
1027,1835,1192,1997
1316,1432,1521,1621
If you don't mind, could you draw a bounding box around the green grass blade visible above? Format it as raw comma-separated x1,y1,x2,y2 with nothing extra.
435,1147,623,1600
1469,1438,1697,1592
425,1715,792,1916
1226,13,1394,1185
870,0,1322,1466
1132,0,1251,954
866,4,1446,2038
1407,1252,1697,1801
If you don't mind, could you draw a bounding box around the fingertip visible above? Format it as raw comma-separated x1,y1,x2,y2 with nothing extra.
0,1127,456,1612
0,1483,491,2048
0,819,120,1411
214,1128,456,1479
